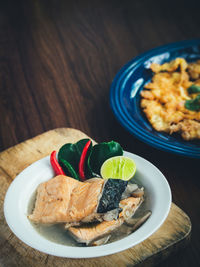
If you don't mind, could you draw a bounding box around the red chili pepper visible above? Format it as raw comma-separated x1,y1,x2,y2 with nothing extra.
79,140,91,181
50,150,65,176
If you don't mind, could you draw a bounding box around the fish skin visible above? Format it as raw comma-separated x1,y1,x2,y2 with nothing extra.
97,179,128,213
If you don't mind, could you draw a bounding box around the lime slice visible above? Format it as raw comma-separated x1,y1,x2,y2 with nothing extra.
100,156,136,181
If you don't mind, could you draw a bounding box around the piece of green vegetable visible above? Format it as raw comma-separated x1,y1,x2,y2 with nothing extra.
58,139,91,172
58,143,79,171
185,94,200,111
59,158,79,180
187,84,200,94
88,141,123,176
75,139,92,157
58,139,93,178
58,139,123,180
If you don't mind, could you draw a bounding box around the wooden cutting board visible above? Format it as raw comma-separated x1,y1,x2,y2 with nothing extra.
0,128,191,267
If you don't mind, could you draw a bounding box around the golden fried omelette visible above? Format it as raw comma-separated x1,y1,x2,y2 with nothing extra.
140,58,200,140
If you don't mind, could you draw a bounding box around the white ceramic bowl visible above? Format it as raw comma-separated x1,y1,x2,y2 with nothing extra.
4,151,171,258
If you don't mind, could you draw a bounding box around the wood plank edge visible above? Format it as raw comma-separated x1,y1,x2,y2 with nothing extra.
137,232,191,267
137,208,192,266
0,128,88,156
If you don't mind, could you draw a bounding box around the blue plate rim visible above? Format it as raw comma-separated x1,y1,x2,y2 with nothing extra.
110,39,200,159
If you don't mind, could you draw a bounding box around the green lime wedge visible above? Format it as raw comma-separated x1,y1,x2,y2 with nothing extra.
100,156,136,181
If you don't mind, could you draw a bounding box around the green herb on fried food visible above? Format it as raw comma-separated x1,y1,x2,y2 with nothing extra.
185,94,200,111
187,84,200,94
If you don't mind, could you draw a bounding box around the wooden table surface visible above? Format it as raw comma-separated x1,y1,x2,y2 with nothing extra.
0,0,199,266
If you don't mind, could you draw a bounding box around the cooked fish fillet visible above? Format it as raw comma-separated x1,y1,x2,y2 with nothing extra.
68,197,142,245
29,175,127,224
91,235,111,246
28,175,104,224
69,218,124,245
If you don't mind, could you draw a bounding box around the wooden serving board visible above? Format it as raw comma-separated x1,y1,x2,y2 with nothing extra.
0,128,191,267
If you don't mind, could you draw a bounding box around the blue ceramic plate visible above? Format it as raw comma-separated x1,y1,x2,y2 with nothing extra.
110,40,200,159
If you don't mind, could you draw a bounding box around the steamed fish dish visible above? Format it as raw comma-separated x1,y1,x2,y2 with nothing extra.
29,175,129,225
140,58,200,140
28,139,150,246
29,175,144,246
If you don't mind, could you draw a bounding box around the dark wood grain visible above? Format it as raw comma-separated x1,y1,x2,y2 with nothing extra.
0,0,199,266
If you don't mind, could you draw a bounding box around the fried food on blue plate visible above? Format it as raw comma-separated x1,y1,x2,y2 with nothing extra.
187,60,200,80
140,58,200,140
